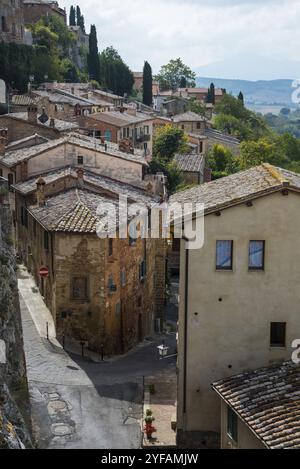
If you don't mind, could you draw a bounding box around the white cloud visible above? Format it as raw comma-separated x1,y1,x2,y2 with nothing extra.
60,0,300,77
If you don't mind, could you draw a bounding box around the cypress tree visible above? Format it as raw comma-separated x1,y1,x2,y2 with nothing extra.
179,76,187,88
88,25,100,82
143,61,153,106
238,91,244,106
69,6,76,26
76,6,81,25
209,82,215,105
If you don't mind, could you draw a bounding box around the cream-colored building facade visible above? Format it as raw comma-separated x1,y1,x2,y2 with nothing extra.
171,164,300,448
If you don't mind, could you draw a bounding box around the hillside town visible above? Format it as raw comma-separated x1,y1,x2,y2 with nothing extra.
1,0,300,454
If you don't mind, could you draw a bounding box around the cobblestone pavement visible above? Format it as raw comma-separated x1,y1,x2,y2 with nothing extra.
20,291,176,449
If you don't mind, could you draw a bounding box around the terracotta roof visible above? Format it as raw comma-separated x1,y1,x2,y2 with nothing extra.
11,95,37,106
170,164,300,214
33,90,95,107
212,361,300,449
205,128,240,145
174,153,205,173
0,133,147,167
92,89,124,100
178,87,224,96
171,111,206,123
4,112,78,132
29,187,156,233
13,166,155,204
88,111,153,127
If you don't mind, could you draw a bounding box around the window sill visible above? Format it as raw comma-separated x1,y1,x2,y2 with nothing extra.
215,268,233,272
270,346,286,350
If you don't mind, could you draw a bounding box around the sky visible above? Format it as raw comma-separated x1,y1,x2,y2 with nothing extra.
60,0,300,81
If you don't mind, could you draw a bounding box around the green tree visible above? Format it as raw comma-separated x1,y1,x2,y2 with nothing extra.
155,58,196,91
190,99,206,117
69,6,76,26
76,5,85,32
88,25,100,82
239,139,286,169
207,83,215,104
149,125,189,194
143,61,152,106
238,91,244,106
153,124,189,161
180,76,187,88
99,47,134,96
206,144,238,179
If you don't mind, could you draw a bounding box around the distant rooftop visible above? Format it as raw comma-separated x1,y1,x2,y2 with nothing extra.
171,111,206,123
174,153,205,173
1,111,78,133
13,166,154,203
0,133,147,167
87,110,153,127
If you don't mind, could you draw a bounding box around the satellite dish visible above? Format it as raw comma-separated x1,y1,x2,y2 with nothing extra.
0,80,6,104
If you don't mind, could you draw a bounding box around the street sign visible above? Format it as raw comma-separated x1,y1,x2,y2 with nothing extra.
39,266,49,278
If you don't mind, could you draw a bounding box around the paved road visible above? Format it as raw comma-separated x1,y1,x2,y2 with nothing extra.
20,294,176,449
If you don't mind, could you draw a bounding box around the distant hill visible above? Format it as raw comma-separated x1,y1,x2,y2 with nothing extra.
196,77,295,110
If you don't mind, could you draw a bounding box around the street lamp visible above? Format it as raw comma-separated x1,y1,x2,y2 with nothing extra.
157,343,169,358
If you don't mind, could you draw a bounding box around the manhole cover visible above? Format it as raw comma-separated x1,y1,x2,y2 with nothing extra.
51,423,73,436
48,400,67,415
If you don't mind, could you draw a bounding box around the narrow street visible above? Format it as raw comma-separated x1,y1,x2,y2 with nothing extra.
19,269,176,449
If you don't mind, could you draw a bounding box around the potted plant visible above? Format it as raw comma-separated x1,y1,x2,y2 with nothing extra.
144,409,156,439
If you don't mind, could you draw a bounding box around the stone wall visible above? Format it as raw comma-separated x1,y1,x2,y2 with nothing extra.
0,205,32,448
0,0,25,44
0,115,60,143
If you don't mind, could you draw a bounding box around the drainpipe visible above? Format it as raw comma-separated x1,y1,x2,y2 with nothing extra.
182,236,189,417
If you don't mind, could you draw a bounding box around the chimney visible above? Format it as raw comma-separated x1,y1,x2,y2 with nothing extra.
76,167,84,186
36,176,46,206
28,105,38,124
49,118,55,128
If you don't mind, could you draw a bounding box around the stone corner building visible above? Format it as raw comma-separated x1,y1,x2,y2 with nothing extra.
0,0,25,44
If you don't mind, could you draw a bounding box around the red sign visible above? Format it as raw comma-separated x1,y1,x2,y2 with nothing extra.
39,266,49,278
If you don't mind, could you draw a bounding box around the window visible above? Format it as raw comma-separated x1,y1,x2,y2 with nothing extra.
139,260,146,282
7,173,14,187
44,230,49,250
121,269,126,287
72,277,89,301
105,129,112,141
129,236,136,247
249,241,265,270
0,169,2,177
199,142,203,153
197,122,201,129
216,240,233,270
270,322,286,347
77,155,83,165
21,206,28,228
1,17,8,33
227,407,238,442
108,238,113,257
181,125,185,130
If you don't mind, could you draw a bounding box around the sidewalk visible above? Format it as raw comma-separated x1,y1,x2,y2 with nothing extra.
142,370,177,447
18,265,60,347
